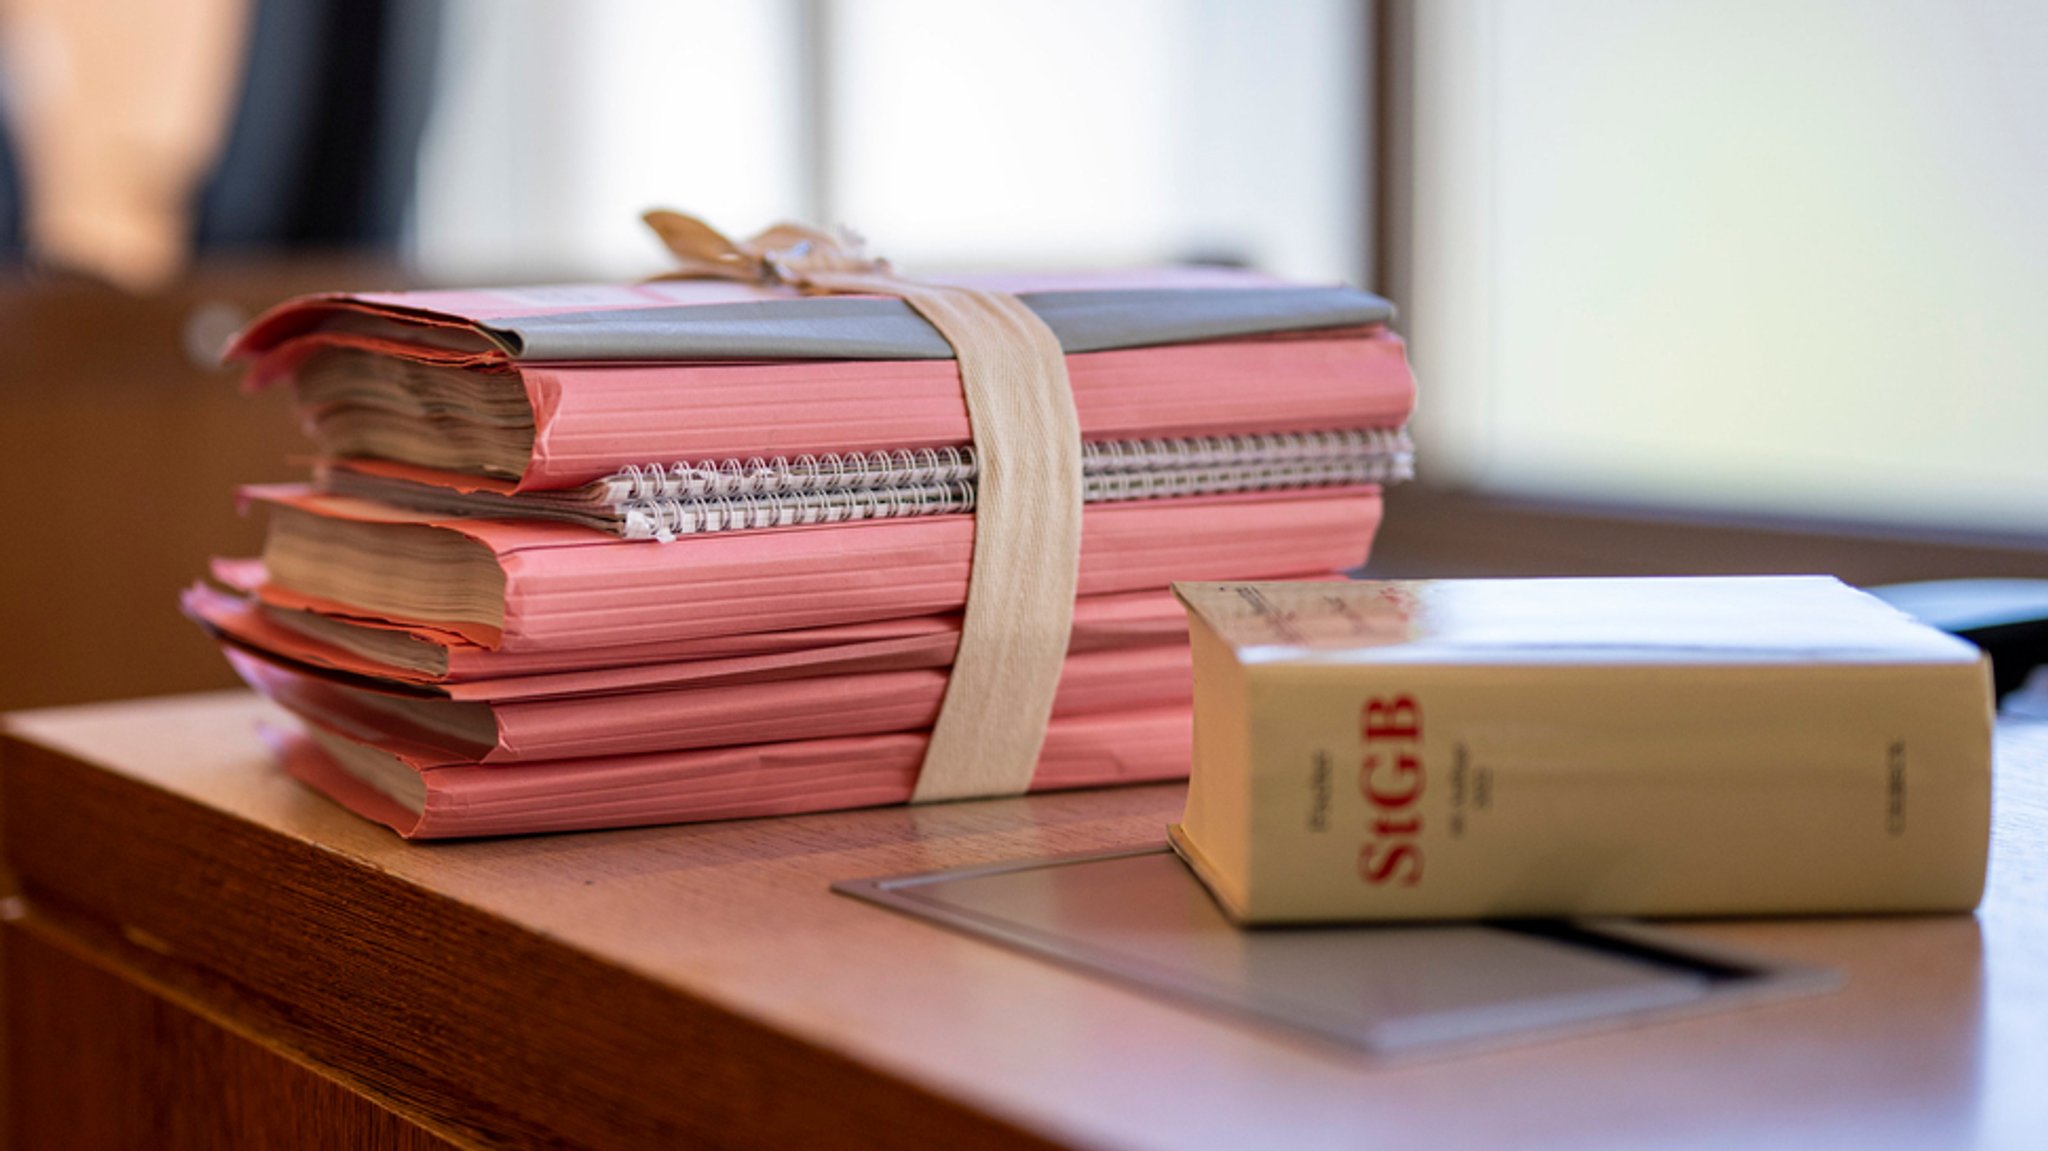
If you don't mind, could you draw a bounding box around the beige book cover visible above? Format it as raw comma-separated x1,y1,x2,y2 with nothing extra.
1170,577,1993,924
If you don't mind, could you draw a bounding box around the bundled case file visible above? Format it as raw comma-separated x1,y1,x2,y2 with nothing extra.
190,261,1418,838
1170,577,1994,922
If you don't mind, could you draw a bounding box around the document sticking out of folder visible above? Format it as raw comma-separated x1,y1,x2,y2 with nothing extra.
835,847,1836,1061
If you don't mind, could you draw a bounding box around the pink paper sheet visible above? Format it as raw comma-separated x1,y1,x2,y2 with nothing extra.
226,636,1192,766
248,485,1382,651
267,705,1192,840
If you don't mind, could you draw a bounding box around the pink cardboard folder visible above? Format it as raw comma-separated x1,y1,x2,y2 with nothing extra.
224,636,1192,766
230,270,1412,490
247,485,1383,651
268,704,1193,840
186,579,1204,694
490,336,1412,489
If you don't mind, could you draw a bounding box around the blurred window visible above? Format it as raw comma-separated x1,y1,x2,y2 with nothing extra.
409,0,1368,284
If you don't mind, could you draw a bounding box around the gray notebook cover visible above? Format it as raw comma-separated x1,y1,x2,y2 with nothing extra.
488,285,1394,362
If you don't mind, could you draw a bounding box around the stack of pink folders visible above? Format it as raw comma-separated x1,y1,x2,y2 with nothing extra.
188,266,1416,838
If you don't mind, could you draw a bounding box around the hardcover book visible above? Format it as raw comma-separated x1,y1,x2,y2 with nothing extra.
1170,577,1994,922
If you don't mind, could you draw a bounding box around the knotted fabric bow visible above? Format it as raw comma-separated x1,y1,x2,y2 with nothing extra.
643,209,892,286
643,209,1084,805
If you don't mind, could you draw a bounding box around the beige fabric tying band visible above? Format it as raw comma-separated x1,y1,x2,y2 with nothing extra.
644,212,1084,802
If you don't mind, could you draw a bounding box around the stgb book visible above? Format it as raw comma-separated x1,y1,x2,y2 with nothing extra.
1170,576,1993,923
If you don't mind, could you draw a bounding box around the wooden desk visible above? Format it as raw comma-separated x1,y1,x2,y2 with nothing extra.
3,691,2044,1150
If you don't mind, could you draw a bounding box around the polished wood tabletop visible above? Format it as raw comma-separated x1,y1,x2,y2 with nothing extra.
4,690,2044,1150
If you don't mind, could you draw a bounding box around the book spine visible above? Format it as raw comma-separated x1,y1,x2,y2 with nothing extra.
1230,660,1993,921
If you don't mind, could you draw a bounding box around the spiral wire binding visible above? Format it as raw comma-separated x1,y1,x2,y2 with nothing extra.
601,427,1413,504
608,445,979,502
612,428,1414,541
622,481,977,542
